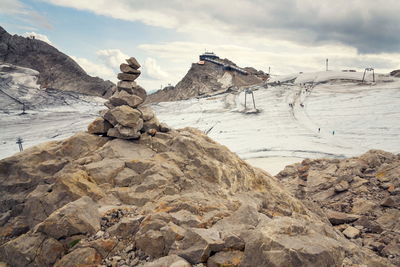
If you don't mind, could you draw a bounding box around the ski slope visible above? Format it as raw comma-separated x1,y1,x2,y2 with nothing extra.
152,71,400,173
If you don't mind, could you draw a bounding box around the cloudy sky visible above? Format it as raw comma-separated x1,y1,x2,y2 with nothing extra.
1,0,400,91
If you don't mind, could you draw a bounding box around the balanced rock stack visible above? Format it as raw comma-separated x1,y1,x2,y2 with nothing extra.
88,57,169,139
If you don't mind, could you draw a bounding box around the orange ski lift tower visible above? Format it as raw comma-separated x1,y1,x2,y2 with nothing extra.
244,88,256,109
362,68,375,83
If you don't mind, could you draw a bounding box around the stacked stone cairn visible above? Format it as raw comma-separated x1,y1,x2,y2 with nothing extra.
88,57,170,139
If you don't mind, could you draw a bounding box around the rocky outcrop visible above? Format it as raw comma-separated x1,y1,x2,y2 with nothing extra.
147,58,269,103
0,26,114,97
0,133,393,266
277,150,400,266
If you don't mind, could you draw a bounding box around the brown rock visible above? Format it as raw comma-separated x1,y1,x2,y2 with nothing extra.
36,196,100,239
207,250,243,267
142,255,191,267
107,215,144,237
126,57,141,69
381,196,399,207
138,106,155,121
120,63,141,74
160,122,171,133
324,209,359,225
117,72,140,81
334,180,349,192
103,105,142,127
87,117,112,135
107,126,141,140
109,90,144,108
342,226,360,239
85,158,125,184
148,128,157,136
54,247,102,267
142,117,160,133
117,80,137,90
131,85,147,101
169,228,224,264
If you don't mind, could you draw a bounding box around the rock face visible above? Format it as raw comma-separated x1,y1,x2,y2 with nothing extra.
0,26,114,97
88,57,169,139
277,150,400,266
147,57,269,103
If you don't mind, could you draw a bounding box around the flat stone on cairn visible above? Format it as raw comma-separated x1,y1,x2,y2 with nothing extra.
87,57,170,139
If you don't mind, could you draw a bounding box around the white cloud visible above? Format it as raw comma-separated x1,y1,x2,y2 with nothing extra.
142,57,168,80
23,32,52,44
70,55,115,81
0,0,53,29
96,49,129,70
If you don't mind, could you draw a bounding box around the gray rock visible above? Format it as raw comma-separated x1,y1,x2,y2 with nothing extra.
138,106,155,121
108,215,144,237
169,228,224,264
324,209,360,225
142,117,160,133
109,90,144,108
342,226,360,239
120,63,141,74
118,80,137,90
126,57,141,69
159,123,171,133
103,105,142,127
118,72,140,81
88,117,112,135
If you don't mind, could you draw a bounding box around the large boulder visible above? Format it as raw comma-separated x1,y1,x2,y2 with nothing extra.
36,196,100,239
103,105,142,127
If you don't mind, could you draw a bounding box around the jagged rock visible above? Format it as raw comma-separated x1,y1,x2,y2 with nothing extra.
126,57,141,69
114,168,139,186
381,196,399,207
142,117,160,132
116,122,143,137
120,63,141,74
131,85,147,101
148,128,157,136
36,196,100,239
103,105,142,127
107,127,141,140
0,232,63,267
136,230,166,258
109,90,144,108
169,228,225,264
334,180,349,192
107,215,144,237
207,250,243,267
117,80,137,90
87,117,112,134
0,26,114,97
84,158,125,184
160,123,171,133
325,209,359,225
54,247,102,267
141,255,191,267
342,226,360,239
240,217,344,267
138,106,155,121
118,72,140,81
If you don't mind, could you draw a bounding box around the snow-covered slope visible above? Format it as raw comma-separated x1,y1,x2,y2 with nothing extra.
152,71,400,173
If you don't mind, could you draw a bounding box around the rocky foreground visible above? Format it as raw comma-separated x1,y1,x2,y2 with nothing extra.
277,150,400,266
0,57,396,267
